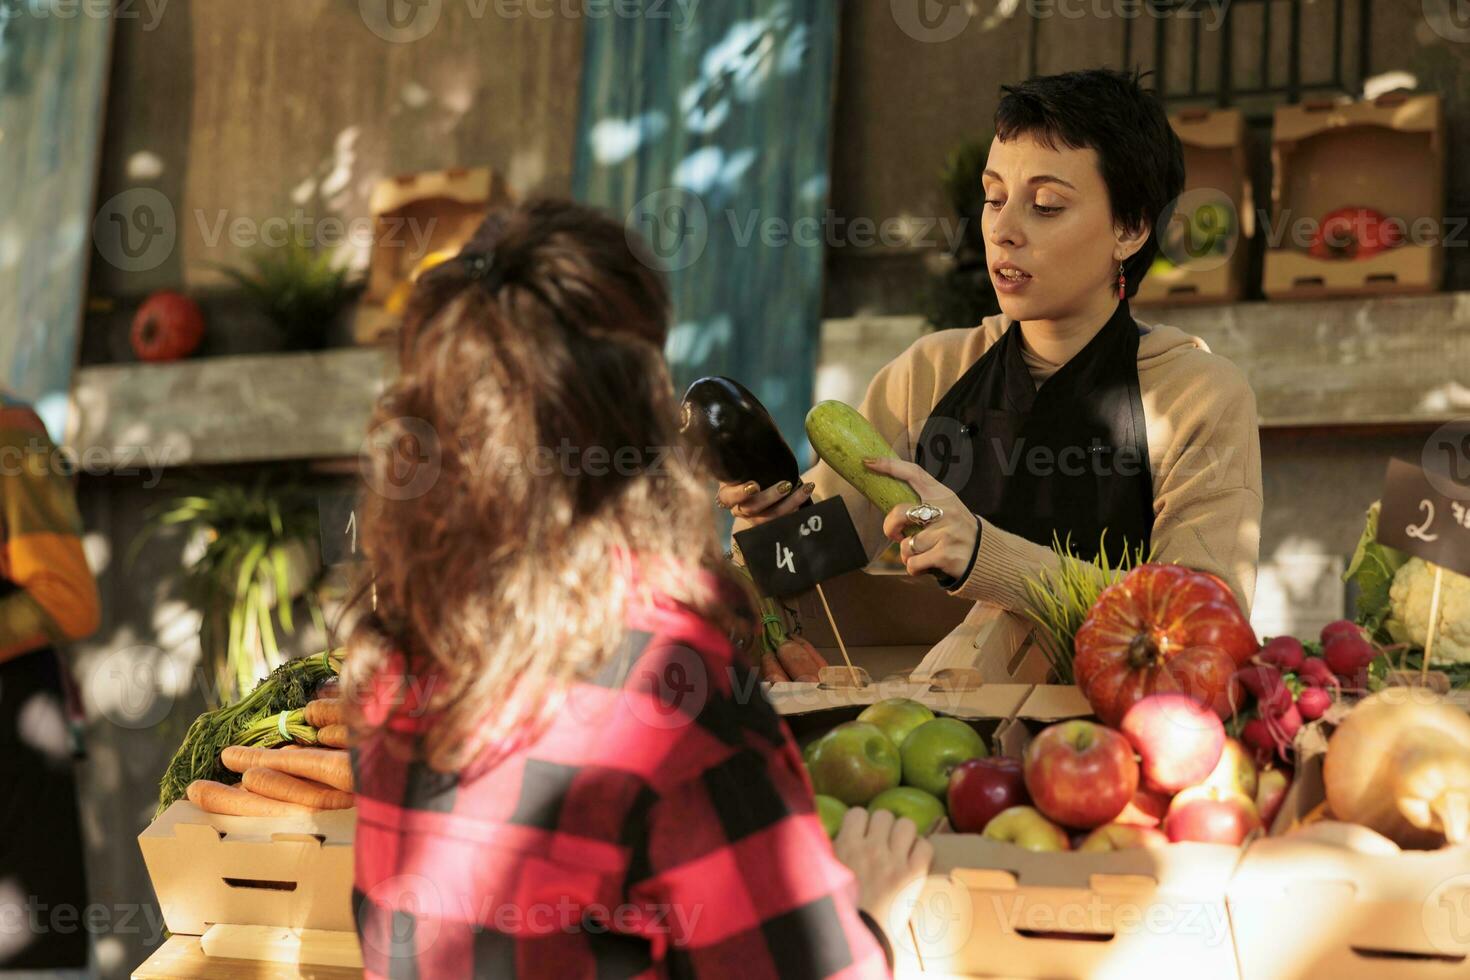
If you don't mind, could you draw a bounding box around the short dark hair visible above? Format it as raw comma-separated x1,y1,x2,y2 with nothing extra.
994,68,1185,299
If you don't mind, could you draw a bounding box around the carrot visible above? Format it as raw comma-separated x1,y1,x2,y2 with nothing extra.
776,637,827,682
304,699,344,728
242,767,354,810
221,745,354,793
186,779,318,817
760,651,790,683
316,724,350,749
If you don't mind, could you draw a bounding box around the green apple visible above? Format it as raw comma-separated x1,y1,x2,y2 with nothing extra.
981,805,1070,852
857,698,935,751
807,721,902,806
814,794,849,839
868,786,946,836
1189,201,1233,255
900,717,987,800
1195,737,1258,799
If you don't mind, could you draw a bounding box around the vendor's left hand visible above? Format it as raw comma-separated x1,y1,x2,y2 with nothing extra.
864,456,979,581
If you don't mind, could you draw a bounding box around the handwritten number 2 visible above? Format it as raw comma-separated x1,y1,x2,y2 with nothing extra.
1406,499,1440,543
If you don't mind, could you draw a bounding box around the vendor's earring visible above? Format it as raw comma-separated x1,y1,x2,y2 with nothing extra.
1117,261,1126,299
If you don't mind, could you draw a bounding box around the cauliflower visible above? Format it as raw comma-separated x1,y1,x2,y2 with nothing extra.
1387,558,1470,664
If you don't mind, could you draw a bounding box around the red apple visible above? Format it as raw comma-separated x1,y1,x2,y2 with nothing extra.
1115,788,1171,828
1079,823,1171,852
1255,768,1291,829
982,806,1070,852
1165,789,1261,845
1308,206,1401,260
1024,720,1139,829
1121,693,1226,793
947,756,1028,834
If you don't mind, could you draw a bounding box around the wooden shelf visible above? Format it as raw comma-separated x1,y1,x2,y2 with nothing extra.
821,291,1470,429
67,348,395,470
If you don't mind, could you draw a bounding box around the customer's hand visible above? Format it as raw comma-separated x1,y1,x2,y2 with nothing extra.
833,806,933,935
717,479,815,524
864,457,979,581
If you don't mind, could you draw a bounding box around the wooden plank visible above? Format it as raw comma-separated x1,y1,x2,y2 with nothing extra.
133,935,361,980
67,348,395,468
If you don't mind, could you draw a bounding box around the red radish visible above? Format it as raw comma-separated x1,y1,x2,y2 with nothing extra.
1297,687,1332,721
1267,704,1303,744
1259,637,1305,673
1237,664,1291,715
1298,658,1339,689
1323,633,1376,679
1320,620,1364,645
1242,718,1277,757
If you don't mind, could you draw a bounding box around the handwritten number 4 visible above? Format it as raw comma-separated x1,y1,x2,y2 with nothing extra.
775,543,796,574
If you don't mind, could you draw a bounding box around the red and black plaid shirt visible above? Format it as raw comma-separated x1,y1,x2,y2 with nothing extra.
351,589,889,979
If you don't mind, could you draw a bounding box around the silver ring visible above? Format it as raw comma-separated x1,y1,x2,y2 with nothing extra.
905,502,944,527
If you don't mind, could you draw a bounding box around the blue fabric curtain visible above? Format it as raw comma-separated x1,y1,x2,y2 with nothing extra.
0,5,113,442
572,0,840,468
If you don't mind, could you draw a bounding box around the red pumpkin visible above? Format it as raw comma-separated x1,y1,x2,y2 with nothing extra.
131,291,205,362
1073,563,1259,728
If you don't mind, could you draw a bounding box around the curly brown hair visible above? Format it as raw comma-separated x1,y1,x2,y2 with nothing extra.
343,198,754,773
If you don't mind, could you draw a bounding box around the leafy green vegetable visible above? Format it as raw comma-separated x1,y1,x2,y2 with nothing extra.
1022,533,1152,684
1343,501,1411,642
156,652,339,815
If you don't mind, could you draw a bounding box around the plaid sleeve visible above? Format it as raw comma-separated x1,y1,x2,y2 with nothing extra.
0,400,100,662
626,734,890,978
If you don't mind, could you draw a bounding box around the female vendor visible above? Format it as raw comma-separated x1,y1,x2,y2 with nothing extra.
726,68,1262,615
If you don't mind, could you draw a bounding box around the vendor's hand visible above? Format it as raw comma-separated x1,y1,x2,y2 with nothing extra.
864,457,979,581
833,806,933,934
717,478,815,523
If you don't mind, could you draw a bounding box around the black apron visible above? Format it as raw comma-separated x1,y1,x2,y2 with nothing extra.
914,300,1154,563
0,578,91,970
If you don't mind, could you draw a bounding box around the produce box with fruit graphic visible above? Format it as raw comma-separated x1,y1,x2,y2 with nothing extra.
1263,91,1444,300
1135,107,1253,308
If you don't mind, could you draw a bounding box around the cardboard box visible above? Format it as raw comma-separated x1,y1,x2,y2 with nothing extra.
1228,751,1470,979
1135,107,1254,308
1263,92,1445,300
354,166,510,343
908,837,1244,980
139,801,357,937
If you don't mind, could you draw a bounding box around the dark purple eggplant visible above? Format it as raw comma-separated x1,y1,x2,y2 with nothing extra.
680,377,801,490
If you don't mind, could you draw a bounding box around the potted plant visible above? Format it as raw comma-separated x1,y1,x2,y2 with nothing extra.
137,475,324,706
218,236,358,351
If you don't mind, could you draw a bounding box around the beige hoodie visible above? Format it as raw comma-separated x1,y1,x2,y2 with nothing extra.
734,311,1263,619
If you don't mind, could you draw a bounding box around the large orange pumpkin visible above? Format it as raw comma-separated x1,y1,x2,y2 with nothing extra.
1073,563,1258,727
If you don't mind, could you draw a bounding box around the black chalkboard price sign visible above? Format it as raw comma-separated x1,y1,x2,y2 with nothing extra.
317,490,363,567
734,495,870,598
1377,456,1470,577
